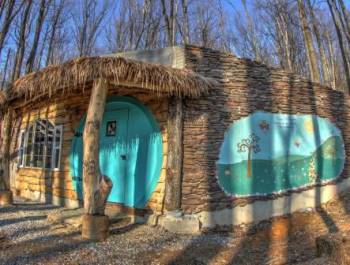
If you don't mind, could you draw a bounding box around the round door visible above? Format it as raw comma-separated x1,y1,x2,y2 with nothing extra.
70,97,163,208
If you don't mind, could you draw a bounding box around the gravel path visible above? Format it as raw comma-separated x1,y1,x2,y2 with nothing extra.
0,202,237,265
2,195,350,264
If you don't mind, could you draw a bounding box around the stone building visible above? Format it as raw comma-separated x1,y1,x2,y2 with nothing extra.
0,46,348,233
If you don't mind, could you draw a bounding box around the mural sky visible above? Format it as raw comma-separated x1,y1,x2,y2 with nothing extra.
218,112,344,165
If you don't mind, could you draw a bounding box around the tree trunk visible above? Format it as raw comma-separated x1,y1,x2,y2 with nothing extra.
1,48,11,89
325,28,337,89
161,0,176,46
83,79,112,216
0,0,7,20
25,0,47,74
335,0,350,46
297,0,320,82
12,0,32,81
82,79,112,241
164,97,183,212
242,0,261,61
338,0,350,39
0,108,13,205
0,0,16,55
306,0,330,84
327,0,350,93
181,0,189,44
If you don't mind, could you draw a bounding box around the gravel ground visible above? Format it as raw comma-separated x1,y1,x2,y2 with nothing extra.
2,194,350,265
0,201,237,265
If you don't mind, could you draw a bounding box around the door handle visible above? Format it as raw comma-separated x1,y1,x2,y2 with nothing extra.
120,154,127,160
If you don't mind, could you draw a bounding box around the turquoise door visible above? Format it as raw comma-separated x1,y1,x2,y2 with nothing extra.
70,97,163,208
100,109,129,204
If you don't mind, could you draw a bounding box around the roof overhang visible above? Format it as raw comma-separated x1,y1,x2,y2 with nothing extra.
0,55,215,109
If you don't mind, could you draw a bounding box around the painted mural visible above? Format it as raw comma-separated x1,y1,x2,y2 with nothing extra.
217,112,345,197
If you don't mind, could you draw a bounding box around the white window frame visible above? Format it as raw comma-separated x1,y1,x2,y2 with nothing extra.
52,125,63,171
18,129,26,168
17,121,63,171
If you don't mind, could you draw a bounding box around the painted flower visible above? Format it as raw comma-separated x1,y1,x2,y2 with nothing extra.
259,120,269,133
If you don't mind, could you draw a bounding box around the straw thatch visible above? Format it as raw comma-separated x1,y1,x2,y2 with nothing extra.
1,56,214,107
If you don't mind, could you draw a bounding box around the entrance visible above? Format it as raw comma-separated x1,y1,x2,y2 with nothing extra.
70,97,163,208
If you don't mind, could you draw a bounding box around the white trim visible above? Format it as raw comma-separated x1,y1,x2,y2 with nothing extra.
18,121,63,171
52,125,63,170
17,129,26,168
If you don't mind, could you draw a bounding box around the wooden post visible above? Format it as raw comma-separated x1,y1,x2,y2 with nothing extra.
82,79,113,241
164,97,184,212
0,108,13,205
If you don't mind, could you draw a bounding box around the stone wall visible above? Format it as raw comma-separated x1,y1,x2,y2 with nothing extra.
10,85,168,213
181,45,350,215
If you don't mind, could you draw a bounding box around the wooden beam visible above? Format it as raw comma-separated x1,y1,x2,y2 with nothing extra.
0,108,12,191
164,97,184,211
0,107,13,205
82,79,112,215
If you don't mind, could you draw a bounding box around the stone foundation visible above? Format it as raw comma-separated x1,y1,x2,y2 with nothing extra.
14,188,79,208
158,177,350,234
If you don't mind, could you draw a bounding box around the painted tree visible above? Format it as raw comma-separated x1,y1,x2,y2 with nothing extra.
237,133,261,178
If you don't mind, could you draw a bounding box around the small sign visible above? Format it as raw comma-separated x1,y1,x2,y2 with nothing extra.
106,121,117,136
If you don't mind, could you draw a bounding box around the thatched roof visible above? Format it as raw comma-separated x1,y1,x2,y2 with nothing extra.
0,56,214,107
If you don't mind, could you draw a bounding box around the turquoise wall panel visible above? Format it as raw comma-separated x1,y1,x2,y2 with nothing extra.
70,97,163,208
217,112,345,196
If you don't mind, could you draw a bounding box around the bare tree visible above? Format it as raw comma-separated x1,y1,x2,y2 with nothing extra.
72,0,110,56
0,0,348,94
0,1,7,20
107,0,163,52
236,0,303,72
0,0,25,55
327,0,350,92
338,0,350,38
46,0,65,66
36,23,49,70
1,48,11,89
160,0,177,46
134,0,152,49
297,0,320,82
335,0,350,46
11,0,33,81
241,0,261,61
181,0,190,44
25,0,50,74
324,26,337,89
306,0,330,85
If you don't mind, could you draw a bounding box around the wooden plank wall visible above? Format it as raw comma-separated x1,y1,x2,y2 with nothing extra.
9,85,168,214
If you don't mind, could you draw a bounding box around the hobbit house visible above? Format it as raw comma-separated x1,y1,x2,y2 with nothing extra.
0,46,349,233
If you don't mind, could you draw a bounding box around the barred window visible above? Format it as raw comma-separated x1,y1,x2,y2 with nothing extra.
18,119,63,170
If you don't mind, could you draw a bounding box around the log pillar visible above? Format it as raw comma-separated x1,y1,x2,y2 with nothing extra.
0,108,13,206
164,97,184,212
82,79,113,241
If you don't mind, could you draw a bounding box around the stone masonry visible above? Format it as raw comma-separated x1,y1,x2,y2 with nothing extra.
181,45,350,215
